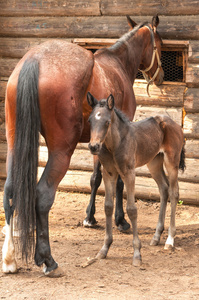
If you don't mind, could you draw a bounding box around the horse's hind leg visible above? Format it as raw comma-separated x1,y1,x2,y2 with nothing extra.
34,151,72,276
2,152,17,273
115,175,130,231
147,153,169,246
83,156,102,227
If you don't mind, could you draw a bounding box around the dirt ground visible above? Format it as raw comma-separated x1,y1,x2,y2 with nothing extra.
0,182,199,300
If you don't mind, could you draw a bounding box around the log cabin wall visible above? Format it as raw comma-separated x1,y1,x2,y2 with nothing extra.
0,0,199,204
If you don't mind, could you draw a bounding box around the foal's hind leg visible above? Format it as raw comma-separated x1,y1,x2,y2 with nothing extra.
147,153,169,246
164,156,179,249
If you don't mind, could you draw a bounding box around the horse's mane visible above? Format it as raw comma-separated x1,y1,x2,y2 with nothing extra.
109,22,153,52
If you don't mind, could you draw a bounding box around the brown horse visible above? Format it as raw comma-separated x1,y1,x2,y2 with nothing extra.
87,93,185,266
2,16,164,276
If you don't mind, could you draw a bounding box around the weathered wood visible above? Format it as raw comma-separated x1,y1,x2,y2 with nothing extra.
0,58,19,78
184,88,199,113
0,101,5,126
134,82,185,107
101,0,199,16
0,0,101,16
0,80,7,100
183,113,199,139
0,123,6,142
188,40,199,63
0,16,199,40
134,106,182,125
0,37,72,58
185,139,199,158
186,63,199,87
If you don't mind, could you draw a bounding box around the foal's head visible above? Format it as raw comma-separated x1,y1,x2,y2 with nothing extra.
127,15,164,86
87,92,114,155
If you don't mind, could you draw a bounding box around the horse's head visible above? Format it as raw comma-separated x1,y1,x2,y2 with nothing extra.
127,15,164,88
87,92,114,155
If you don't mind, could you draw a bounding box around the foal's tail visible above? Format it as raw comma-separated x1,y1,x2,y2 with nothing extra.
13,58,40,260
179,142,186,172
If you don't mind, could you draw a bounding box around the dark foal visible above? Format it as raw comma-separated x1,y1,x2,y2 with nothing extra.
2,16,164,276
87,93,185,266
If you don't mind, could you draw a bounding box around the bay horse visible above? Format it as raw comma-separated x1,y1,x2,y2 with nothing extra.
2,16,164,276
87,93,185,266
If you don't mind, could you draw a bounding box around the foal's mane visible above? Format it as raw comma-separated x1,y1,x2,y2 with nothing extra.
114,107,130,124
109,22,154,53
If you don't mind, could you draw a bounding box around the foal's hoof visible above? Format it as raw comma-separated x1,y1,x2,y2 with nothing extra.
43,265,65,278
117,219,130,232
133,256,142,267
150,238,159,246
83,217,97,227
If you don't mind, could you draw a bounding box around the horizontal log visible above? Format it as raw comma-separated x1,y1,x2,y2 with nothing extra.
101,0,199,16
134,106,182,125
184,88,199,113
185,139,199,158
188,40,199,63
0,58,19,78
0,80,7,100
0,16,199,40
0,37,72,59
0,102,5,125
186,63,199,88
0,123,6,142
0,0,101,16
0,164,198,205
183,113,199,139
134,82,185,107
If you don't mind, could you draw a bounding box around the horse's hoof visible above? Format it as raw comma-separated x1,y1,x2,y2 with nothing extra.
83,217,97,227
2,261,18,274
133,257,142,267
150,238,159,246
164,244,174,251
117,219,130,232
43,265,65,278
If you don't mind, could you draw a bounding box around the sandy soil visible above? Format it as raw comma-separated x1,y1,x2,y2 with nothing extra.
0,183,199,300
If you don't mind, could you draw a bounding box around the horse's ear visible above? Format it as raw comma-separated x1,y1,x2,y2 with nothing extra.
152,14,159,32
87,92,98,108
126,15,137,29
107,94,114,110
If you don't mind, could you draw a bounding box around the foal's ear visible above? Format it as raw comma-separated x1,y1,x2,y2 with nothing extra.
126,15,137,29
87,92,98,108
152,14,159,32
107,94,114,110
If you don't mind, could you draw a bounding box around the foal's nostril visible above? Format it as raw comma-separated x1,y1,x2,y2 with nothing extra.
88,143,100,153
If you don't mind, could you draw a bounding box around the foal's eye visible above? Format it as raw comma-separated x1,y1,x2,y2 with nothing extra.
106,120,110,127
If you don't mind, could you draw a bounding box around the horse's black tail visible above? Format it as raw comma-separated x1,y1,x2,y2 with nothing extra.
12,58,40,261
179,142,186,172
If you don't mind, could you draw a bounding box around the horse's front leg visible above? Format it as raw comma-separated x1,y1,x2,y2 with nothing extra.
83,156,102,227
123,171,142,266
96,168,117,259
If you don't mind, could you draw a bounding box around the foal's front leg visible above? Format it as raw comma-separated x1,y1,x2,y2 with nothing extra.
123,171,142,266
96,168,117,259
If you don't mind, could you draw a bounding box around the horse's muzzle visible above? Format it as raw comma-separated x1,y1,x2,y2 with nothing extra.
88,142,101,155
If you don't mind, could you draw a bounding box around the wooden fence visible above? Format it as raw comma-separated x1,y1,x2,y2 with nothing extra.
0,0,199,205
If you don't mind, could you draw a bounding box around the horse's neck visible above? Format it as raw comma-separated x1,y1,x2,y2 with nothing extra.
113,30,151,83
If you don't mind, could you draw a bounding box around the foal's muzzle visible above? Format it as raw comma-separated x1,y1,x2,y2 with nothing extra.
88,142,101,155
